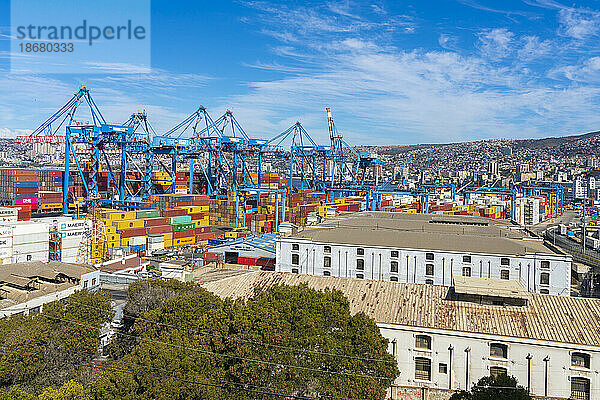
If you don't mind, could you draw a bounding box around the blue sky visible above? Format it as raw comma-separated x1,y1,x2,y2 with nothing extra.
2,0,600,145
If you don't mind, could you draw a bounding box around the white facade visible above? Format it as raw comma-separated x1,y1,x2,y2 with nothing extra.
380,324,598,400
276,238,571,295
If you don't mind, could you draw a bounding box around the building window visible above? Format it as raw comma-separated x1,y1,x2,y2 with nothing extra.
540,289,549,294
500,270,510,280
463,255,472,263
501,258,510,266
27,255,32,261
571,377,590,400
425,252,434,261
415,335,432,350
356,273,364,279
425,279,434,285
292,254,299,265
490,366,507,378
391,261,398,273
324,246,331,254
356,259,364,270
391,250,399,258
91,278,96,286
415,357,431,381
83,280,88,288
541,260,550,269
390,276,398,282
572,352,591,369
357,248,364,256
540,272,550,285
323,256,331,268
462,266,471,277
291,268,299,274
490,343,508,359
323,270,331,277
292,244,299,251
425,264,434,276
439,363,448,374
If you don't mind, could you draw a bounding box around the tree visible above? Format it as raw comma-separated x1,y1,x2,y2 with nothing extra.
88,283,399,399
0,290,113,395
450,374,530,400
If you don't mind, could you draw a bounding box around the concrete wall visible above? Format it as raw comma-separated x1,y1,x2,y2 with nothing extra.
276,238,571,295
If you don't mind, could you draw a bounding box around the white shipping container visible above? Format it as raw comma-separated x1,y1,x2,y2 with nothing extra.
0,207,18,217
10,222,49,236
148,235,164,243
61,247,80,259
60,230,88,239
61,238,85,250
0,237,12,248
0,257,12,265
129,236,146,246
57,220,92,232
148,242,164,251
12,251,48,263
13,233,49,245
13,242,50,254
0,248,12,258
0,227,13,237
0,216,17,223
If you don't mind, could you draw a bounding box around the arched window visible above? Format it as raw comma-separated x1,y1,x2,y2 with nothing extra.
390,261,398,273
500,269,510,280
356,259,364,270
540,272,550,285
462,266,471,277
426,264,434,276
323,256,331,268
291,254,299,265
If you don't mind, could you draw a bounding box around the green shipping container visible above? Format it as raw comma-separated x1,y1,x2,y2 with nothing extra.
169,215,192,225
172,222,195,232
137,210,161,219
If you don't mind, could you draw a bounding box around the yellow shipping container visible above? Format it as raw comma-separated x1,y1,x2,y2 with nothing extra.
107,242,118,249
194,219,209,227
164,239,173,248
104,225,116,234
115,220,144,230
107,211,137,221
41,203,62,209
163,232,173,240
121,238,130,246
106,233,120,242
174,237,195,246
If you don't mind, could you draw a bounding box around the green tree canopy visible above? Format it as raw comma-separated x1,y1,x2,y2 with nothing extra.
450,374,531,400
89,283,399,400
0,290,114,395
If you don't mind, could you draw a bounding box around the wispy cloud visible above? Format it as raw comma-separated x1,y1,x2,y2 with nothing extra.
558,7,600,39
477,28,514,60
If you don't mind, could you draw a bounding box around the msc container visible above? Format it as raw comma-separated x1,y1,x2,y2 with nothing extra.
172,222,195,232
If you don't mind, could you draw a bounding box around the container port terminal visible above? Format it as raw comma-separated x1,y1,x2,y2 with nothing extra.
2,86,600,400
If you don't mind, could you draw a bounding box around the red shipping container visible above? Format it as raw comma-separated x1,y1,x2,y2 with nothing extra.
144,217,170,227
194,226,212,234
118,227,147,238
162,208,187,217
146,225,172,235
196,232,216,241
189,212,208,220
174,229,194,239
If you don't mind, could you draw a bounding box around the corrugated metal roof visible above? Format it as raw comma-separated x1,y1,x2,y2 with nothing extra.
453,276,528,299
209,233,277,254
201,271,600,347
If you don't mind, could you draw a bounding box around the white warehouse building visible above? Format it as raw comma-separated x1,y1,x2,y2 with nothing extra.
276,212,572,296
202,271,600,400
